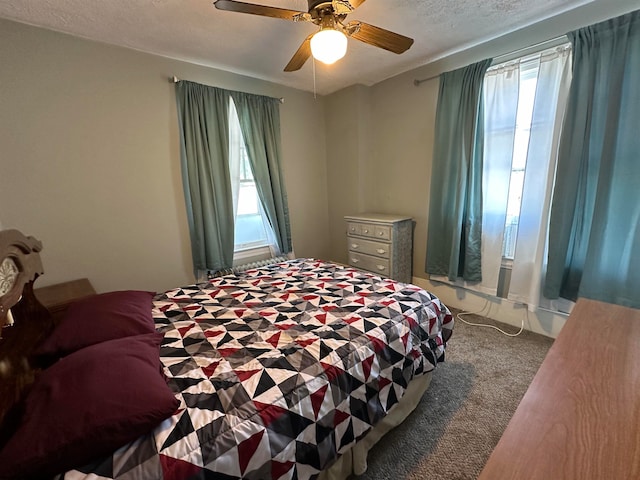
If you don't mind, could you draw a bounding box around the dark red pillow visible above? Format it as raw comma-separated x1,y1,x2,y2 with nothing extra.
0,332,178,479
35,290,156,359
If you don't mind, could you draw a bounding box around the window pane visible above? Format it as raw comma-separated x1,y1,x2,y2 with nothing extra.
240,144,251,180
229,99,273,251
237,182,259,216
235,213,268,247
503,169,525,258
501,62,539,259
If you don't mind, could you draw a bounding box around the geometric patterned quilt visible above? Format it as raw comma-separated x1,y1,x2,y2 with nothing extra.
67,259,453,480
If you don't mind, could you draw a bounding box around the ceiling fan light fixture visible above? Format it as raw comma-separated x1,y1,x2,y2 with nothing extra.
214,0,414,73
310,28,347,65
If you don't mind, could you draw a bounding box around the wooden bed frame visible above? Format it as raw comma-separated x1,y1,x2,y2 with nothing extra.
0,229,55,427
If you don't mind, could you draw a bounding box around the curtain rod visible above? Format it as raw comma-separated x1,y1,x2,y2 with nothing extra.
169,76,285,104
413,34,569,87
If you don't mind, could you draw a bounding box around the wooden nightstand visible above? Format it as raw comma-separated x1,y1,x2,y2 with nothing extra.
35,278,96,321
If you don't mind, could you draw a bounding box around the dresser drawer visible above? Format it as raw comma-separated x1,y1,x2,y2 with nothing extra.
348,252,390,277
347,238,390,259
347,222,362,236
373,225,391,240
348,222,392,241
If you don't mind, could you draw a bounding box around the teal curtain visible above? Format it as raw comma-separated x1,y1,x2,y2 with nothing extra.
426,59,492,282
175,81,234,273
231,92,293,255
544,11,640,308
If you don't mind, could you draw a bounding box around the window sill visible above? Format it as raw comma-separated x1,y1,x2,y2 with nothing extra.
233,245,274,266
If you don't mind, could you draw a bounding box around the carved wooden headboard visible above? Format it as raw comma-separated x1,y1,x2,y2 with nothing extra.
0,229,54,426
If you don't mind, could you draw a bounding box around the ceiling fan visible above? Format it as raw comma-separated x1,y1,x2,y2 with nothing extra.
214,0,414,71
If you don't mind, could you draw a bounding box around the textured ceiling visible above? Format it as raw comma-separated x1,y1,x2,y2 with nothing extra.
0,0,607,94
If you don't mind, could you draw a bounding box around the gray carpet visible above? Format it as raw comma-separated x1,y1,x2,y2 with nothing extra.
357,309,554,480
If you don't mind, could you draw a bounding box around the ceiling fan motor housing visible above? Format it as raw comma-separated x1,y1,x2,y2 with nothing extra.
309,1,337,10
308,1,346,23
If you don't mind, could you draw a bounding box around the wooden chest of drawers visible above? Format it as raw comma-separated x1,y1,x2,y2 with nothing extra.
344,213,413,283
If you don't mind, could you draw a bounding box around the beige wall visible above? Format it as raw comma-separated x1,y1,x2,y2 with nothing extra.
0,18,329,294
1,0,636,336
323,0,640,338
324,84,373,265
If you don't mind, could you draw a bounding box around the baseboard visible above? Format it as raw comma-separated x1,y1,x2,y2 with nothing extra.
412,276,567,339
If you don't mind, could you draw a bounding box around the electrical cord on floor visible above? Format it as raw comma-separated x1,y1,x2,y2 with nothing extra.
456,299,526,337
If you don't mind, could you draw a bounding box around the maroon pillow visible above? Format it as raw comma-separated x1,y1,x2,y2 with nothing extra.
0,332,178,479
35,290,156,359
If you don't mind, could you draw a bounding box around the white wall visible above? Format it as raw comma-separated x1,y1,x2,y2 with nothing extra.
0,19,329,294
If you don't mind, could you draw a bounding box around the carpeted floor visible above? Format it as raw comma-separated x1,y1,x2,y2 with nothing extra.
357,309,555,480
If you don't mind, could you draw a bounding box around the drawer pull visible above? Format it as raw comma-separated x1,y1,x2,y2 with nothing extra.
376,265,385,271
363,229,369,234
351,243,359,249
378,231,384,236
351,258,359,264
376,248,386,254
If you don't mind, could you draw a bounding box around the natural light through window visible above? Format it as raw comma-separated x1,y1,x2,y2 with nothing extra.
229,100,272,252
502,60,539,259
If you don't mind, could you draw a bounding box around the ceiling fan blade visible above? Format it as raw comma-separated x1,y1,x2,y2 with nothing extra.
346,0,367,9
214,0,307,21
284,35,313,72
346,21,414,54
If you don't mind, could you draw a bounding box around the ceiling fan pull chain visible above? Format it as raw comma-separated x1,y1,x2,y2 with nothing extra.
313,56,317,100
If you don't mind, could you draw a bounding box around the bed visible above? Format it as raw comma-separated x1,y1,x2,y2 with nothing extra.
0,229,453,480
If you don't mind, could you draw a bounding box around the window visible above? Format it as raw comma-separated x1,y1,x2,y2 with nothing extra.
502,60,541,259
482,44,572,307
228,100,274,253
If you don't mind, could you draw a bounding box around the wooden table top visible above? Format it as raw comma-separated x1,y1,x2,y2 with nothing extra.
34,278,95,313
478,298,640,480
